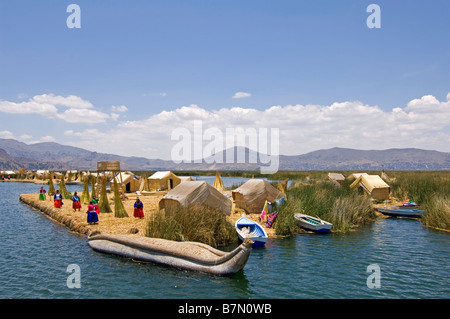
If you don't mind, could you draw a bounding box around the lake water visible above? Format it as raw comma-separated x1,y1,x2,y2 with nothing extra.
0,181,449,299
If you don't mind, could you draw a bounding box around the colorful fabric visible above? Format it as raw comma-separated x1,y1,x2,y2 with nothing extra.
134,200,144,218
265,211,278,228
54,199,62,208
134,208,144,218
87,211,99,223
39,193,46,200
72,196,81,209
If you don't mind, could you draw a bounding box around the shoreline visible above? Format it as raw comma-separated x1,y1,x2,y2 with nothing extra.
18,192,278,240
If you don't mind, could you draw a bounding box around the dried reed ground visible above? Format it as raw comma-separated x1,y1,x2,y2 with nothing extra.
19,191,277,239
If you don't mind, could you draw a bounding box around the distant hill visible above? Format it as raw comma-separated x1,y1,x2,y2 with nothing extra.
278,147,450,170
1,138,450,171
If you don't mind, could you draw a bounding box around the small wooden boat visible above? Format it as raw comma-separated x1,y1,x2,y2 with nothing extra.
235,217,268,247
376,206,425,218
88,232,253,276
294,213,332,232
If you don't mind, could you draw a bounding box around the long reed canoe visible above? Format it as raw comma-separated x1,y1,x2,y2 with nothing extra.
88,232,253,276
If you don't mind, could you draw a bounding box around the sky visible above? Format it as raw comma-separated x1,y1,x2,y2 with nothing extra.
0,0,449,161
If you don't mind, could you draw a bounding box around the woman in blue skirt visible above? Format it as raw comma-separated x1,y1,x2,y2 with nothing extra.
87,200,99,224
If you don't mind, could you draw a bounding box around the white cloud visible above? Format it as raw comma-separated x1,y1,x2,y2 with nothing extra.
32,94,94,109
0,94,110,124
111,105,128,112
0,130,15,139
232,92,252,99
19,134,33,140
40,135,56,142
62,92,450,160
4,91,450,160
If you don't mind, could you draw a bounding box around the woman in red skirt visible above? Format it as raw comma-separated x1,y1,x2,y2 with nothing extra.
71,192,82,212
133,198,144,218
54,190,63,208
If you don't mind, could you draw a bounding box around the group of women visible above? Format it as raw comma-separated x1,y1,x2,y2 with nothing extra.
38,187,145,224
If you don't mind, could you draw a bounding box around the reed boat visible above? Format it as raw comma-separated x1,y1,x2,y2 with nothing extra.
294,213,333,232
88,232,253,276
235,217,268,247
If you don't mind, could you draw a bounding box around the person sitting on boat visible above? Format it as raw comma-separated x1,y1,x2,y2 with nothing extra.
54,190,63,208
39,186,47,201
87,201,99,224
133,198,144,218
71,192,82,212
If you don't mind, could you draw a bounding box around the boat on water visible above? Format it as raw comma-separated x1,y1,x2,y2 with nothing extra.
235,217,268,247
88,232,253,276
294,213,333,233
376,206,425,218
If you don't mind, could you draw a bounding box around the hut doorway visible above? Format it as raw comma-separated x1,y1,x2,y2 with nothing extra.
169,178,173,189
126,182,131,192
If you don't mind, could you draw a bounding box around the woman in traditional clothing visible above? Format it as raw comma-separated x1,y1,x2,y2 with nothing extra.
54,190,63,208
133,198,144,218
39,186,46,201
71,192,82,212
87,201,99,224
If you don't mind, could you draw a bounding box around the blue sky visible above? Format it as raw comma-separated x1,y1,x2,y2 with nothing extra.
0,1,449,160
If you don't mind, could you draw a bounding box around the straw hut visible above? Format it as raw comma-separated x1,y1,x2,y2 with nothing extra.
148,171,181,191
179,176,194,183
326,173,345,182
350,174,391,200
159,181,232,215
346,173,369,180
232,179,285,214
113,172,141,193
213,171,225,192
35,170,50,180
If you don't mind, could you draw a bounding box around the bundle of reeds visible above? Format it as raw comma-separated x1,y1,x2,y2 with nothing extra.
113,177,128,218
90,176,96,201
98,175,112,213
59,173,72,199
80,174,90,203
47,172,55,196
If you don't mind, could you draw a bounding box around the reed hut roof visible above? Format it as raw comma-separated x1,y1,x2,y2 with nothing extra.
350,174,390,200
327,173,345,181
148,171,181,190
159,181,232,215
232,179,285,214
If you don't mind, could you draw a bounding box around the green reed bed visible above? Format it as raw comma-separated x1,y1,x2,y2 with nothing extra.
388,171,450,231
275,179,376,235
145,205,238,248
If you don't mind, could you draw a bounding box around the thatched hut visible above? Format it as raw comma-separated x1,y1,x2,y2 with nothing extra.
159,181,232,215
326,173,345,182
113,172,141,193
148,171,181,191
232,179,285,214
350,174,391,200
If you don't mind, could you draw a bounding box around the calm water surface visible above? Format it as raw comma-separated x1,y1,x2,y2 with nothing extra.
0,181,449,299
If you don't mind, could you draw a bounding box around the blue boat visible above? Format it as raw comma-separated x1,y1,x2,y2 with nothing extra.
235,217,268,247
376,206,426,218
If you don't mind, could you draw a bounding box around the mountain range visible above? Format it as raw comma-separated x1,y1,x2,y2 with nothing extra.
1,138,450,171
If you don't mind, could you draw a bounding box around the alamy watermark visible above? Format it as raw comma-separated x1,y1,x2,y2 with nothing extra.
171,120,280,174
366,264,381,289
66,4,81,29
66,264,81,289
366,4,381,29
